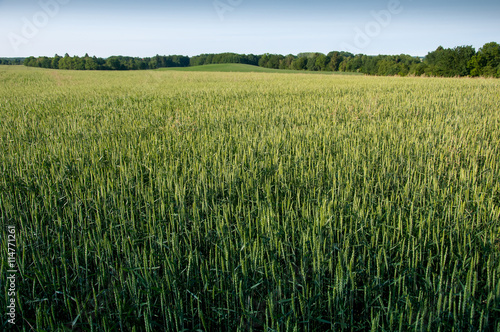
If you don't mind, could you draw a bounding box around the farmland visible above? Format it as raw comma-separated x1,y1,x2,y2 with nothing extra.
1,65,499,331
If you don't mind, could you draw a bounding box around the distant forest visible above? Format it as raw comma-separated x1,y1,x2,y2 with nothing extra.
0,58,24,65
12,41,500,78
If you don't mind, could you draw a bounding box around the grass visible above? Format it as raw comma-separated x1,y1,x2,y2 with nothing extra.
0,65,499,331
158,63,362,75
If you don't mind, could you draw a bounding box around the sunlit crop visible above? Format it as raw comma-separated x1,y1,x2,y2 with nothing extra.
1,65,499,331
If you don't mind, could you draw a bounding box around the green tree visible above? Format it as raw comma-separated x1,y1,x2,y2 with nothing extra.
106,57,122,70
315,54,328,71
23,56,37,67
306,55,316,71
258,54,269,67
424,46,475,77
469,42,500,77
38,56,51,68
346,55,363,72
451,46,475,76
73,56,85,70
327,52,343,71
292,57,307,70
84,55,98,70
410,62,427,76
266,55,282,69
58,53,72,69
51,54,61,69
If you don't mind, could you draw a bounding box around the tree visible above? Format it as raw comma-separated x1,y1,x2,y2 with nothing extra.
423,46,475,77
315,54,328,71
51,54,61,69
292,57,307,70
38,56,51,68
23,56,37,67
266,55,282,69
450,46,475,76
327,51,343,71
73,56,85,70
85,55,98,70
409,62,427,76
306,54,320,71
258,54,269,67
279,54,295,69
346,55,363,72
247,54,259,66
58,53,72,69
106,57,121,70
469,42,500,77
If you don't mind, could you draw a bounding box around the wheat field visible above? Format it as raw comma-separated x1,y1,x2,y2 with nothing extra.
1,65,499,331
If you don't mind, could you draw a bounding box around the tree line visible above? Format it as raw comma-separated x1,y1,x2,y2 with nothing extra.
0,58,24,65
20,42,500,78
22,54,190,71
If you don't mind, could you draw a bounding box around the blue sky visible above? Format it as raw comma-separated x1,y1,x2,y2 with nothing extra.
1,0,499,57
